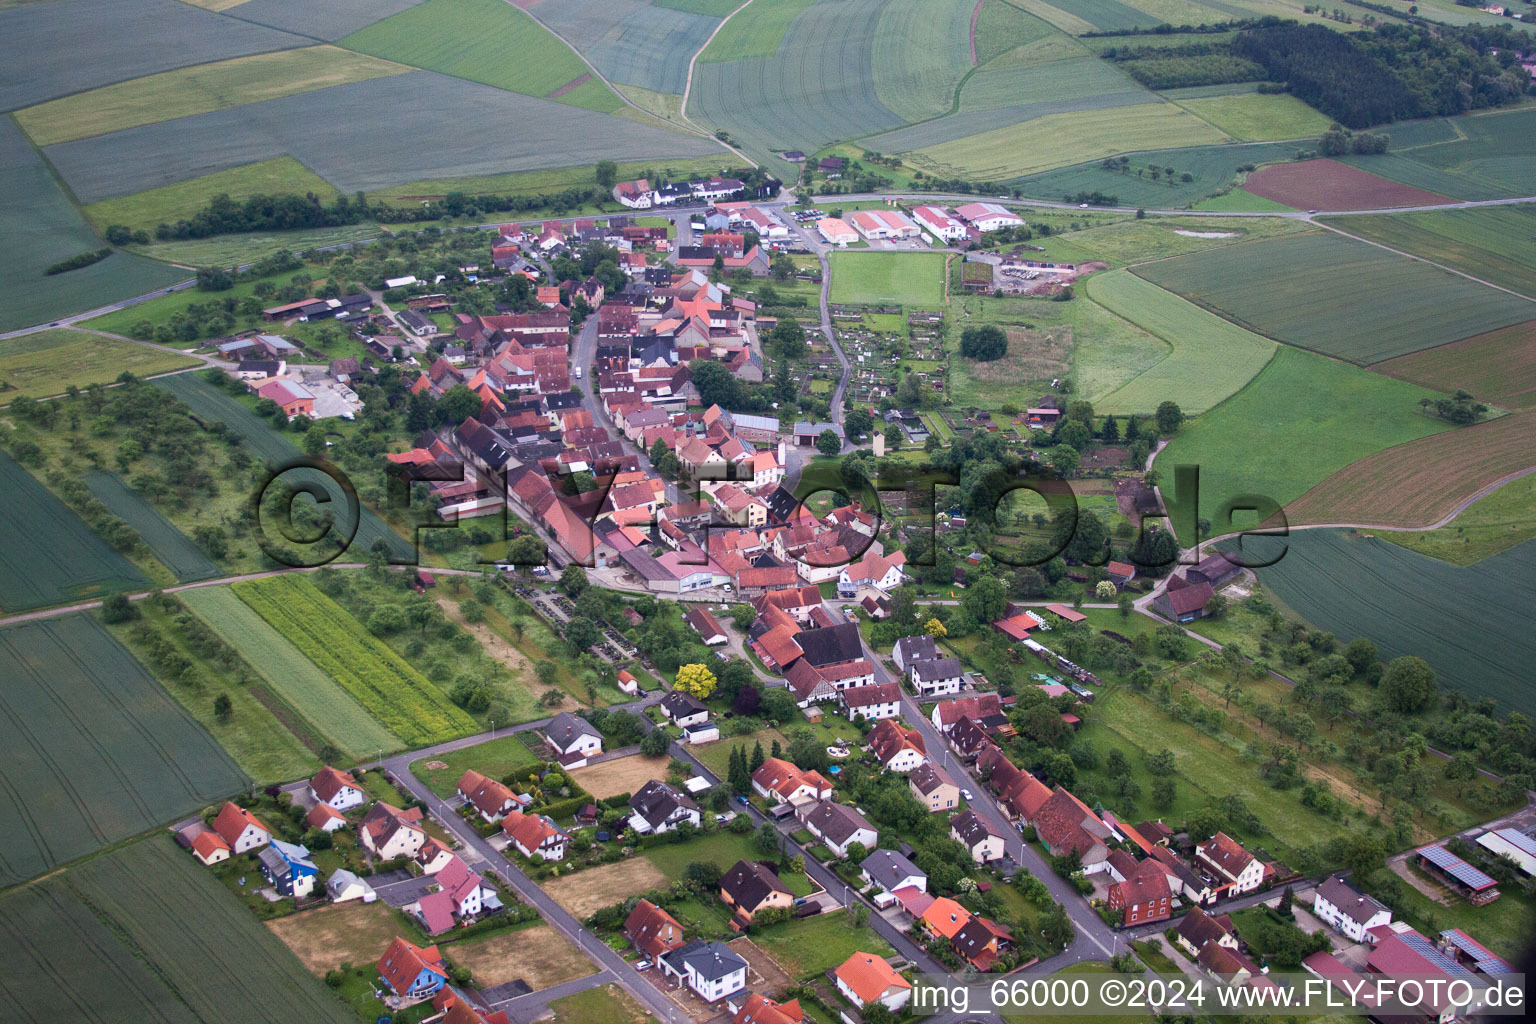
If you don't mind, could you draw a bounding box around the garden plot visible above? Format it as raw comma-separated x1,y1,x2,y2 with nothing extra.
46,71,720,202
530,0,723,95
0,0,307,112
0,615,246,889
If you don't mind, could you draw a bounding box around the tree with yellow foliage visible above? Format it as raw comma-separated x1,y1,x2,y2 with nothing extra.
674,663,718,699
923,617,947,638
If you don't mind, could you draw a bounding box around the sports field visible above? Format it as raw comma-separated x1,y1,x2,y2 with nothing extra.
0,615,246,888
0,330,197,403
0,119,185,333
532,0,722,94
1154,346,1453,540
1338,107,1536,202
232,575,477,747
0,836,355,1023
901,102,1227,180
153,373,415,561
828,251,946,305
1174,92,1331,142
1324,206,1536,298
180,585,405,757
1246,530,1536,716
85,471,222,582
13,46,410,147
1132,231,1535,364
1085,270,1275,415
0,451,147,612
47,72,720,203
1243,159,1450,211
1370,321,1536,411
340,0,622,111
1284,411,1536,529
1009,139,1299,208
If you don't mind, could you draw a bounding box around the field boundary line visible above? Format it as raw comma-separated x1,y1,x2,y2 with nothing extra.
677,0,761,167
1314,217,1536,303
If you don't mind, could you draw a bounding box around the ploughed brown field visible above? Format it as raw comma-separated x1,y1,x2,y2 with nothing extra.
1284,410,1536,528
1371,320,1536,411
1245,158,1450,211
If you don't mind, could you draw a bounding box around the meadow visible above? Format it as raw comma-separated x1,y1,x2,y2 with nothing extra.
1370,320,1536,411
531,0,722,94
1132,231,1535,364
80,156,341,234
47,72,719,203
1283,411,1536,530
902,102,1228,180
828,251,946,305
411,735,541,798
0,836,357,1023
340,0,622,112
1379,471,1536,566
0,119,185,333
0,451,147,612
85,471,222,582
1009,138,1301,208
1154,346,1453,540
180,584,405,758
0,330,197,403
1085,269,1275,415
13,46,410,147
1247,529,1536,716
1174,92,1332,141
0,615,246,888
1324,206,1536,298
232,574,478,747
1340,107,1536,202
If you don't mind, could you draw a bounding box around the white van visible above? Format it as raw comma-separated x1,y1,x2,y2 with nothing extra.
573,366,583,379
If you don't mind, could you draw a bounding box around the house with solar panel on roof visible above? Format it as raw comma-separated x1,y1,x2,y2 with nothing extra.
1415,842,1501,905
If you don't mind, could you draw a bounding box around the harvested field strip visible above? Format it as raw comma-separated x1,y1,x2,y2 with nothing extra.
1243,158,1451,211
0,329,197,404
1132,231,1535,364
47,72,720,203
1087,269,1274,415
1370,320,1536,411
181,585,403,757
0,450,147,613
1245,530,1536,716
14,46,410,146
246,682,327,756
84,471,222,581
62,837,356,1023
1284,411,1536,529
0,615,245,888
232,575,476,747
1324,206,1536,299
570,754,669,799
339,0,622,112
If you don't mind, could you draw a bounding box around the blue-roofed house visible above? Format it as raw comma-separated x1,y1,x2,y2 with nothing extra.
258,839,319,899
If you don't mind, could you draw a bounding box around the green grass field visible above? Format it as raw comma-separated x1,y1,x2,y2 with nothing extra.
974,0,1058,66
14,46,410,147
1379,471,1536,566
828,251,946,305
123,223,384,267
84,470,222,581
959,56,1146,113
0,836,356,1024
699,0,816,61
340,0,623,111
1339,106,1536,201
1086,269,1275,415
1323,206,1536,298
232,574,477,747
1155,346,1453,538
904,102,1228,180
1010,138,1300,208
81,157,341,234
1133,230,1535,364
411,735,541,798
1192,187,1296,212
0,451,148,613
1174,92,1332,141
869,0,976,123
1246,529,1536,716
0,330,197,403
643,830,767,880
751,913,897,979
181,584,404,758
0,614,247,888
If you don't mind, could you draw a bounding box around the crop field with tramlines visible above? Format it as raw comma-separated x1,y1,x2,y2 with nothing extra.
0,614,245,889
232,575,477,747
1370,321,1536,411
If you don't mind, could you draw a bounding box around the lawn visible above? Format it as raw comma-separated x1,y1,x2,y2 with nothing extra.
0,330,198,403
828,250,945,306
0,836,354,1024
1154,346,1452,542
1378,471,1536,566
1175,92,1332,142
14,45,410,147
750,912,896,979
411,734,542,797
0,450,148,613
180,584,404,758
549,984,653,1024
340,0,623,112
1132,230,1535,364
0,615,247,888
643,830,767,880
1384,861,1536,962
1323,206,1536,298
1085,269,1275,416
